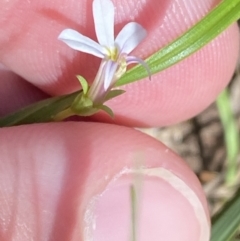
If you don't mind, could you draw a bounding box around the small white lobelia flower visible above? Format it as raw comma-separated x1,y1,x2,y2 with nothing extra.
58,0,149,103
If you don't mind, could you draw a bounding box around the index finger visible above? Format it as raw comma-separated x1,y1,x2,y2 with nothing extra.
0,0,239,126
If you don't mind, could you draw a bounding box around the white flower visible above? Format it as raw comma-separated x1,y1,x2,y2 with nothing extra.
58,0,149,96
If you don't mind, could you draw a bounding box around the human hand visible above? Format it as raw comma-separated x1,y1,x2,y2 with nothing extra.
0,0,239,240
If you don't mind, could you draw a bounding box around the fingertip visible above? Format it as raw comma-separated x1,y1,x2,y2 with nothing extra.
0,0,238,126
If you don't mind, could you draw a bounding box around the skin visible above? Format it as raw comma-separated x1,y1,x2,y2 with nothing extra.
0,0,239,240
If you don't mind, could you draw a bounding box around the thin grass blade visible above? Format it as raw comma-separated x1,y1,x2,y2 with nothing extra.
216,88,240,184
211,187,240,241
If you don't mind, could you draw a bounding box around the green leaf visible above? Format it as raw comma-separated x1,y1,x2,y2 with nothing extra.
211,187,240,241
116,0,240,86
0,91,80,127
104,89,125,101
76,75,89,95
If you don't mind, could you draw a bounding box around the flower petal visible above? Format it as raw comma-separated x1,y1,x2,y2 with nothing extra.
115,22,147,54
126,56,151,80
93,0,115,47
88,60,107,103
58,29,105,58
104,60,118,90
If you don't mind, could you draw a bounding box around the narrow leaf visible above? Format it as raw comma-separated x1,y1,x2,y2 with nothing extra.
116,0,240,86
211,187,240,241
0,91,80,127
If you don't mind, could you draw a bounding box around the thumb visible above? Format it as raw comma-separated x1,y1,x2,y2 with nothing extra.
0,122,210,240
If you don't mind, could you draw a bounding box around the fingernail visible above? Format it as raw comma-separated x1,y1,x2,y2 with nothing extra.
84,168,209,241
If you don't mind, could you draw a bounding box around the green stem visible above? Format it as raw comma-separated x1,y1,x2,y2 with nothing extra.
53,107,75,121
0,91,80,127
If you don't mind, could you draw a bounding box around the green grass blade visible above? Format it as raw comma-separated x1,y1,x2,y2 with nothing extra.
116,0,240,86
130,185,137,241
216,89,240,184
211,187,240,241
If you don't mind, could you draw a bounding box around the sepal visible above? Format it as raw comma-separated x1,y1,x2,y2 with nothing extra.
71,93,98,116
76,75,89,95
104,89,125,101
98,104,114,118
